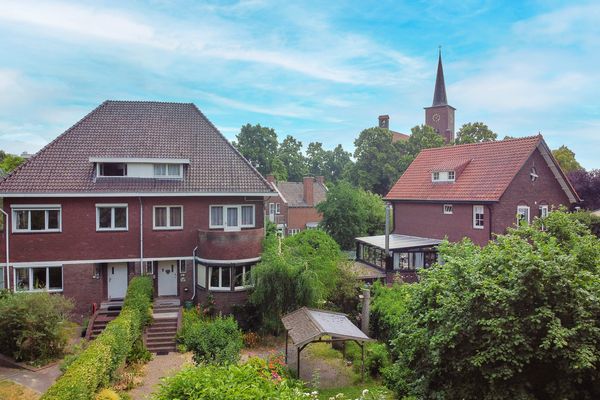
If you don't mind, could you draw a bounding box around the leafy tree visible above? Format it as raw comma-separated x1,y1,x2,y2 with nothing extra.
270,157,287,181
568,169,600,211
401,124,446,157
0,154,25,174
317,181,385,249
454,122,497,144
325,144,353,183
306,142,328,177
233,124,278,176
349,127,405,195
381,210,600,399
277,135,307,181
250,229,343,334
553,145,582,173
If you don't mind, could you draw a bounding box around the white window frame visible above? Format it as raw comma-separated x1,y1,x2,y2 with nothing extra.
288,228,300,236
447,171,455,181
443,204,453,214
275,203,281,215
209,204,256,230
539,205,549,218
473,205,484,229
13,266,63,292
152,205,183,230
432,172,440,181
432,171,455,183
209,266,231,291
153,163,183,179
97,162,128,177
96,204,129,231
234,265,253,290
11,205,62,233
517,205,530,226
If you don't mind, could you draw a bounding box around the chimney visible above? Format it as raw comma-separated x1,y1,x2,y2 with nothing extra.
303,177,314,206
266,174,275,183
315,176,325,185
378,115,389,129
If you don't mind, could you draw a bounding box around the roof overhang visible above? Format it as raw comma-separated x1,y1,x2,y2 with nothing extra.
89,157,191,164
0,191,277,198
536,141,580,204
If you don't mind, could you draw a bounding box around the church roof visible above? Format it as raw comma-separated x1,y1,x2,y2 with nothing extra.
432,49,448,107
385,135,580,203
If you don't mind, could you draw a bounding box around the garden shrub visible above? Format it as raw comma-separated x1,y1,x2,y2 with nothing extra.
0,291,73,363
95,388,120,400
344,341,390,378
153,357,308,400
42,276,153,400
176,312,243,365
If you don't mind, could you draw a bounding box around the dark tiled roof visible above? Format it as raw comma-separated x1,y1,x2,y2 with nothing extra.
386,135,579,202
391,131,409,142
276,180,327,207
0,101,275,195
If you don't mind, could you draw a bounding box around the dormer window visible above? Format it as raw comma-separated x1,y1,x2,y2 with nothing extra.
154,164,182,178
99,163,127,177
432,171,455,182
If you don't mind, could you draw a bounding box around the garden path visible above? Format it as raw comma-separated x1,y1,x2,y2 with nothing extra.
128,352,192,400
0,363,61,394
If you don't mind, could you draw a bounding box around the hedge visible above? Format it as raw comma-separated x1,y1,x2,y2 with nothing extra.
42,276,153,400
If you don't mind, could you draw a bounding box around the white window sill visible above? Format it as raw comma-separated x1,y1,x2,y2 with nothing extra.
96,228,128,232
13,229,62,234
152,226,184,231
473,226,484,230
16,289,63,293
209,287,231,292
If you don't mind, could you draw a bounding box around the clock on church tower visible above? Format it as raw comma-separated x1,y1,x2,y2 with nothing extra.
424,49,456,143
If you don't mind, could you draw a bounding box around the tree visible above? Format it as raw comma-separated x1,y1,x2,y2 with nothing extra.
250,229,344,334
401,124,446,157
317,181,385,250
0,154,25,174
552,145,582,173
381,210,600,399
306,142,327,177
277,135,306,181
350,127,405,195
454,122,497,144
325,144,352,183
568,169,600,210
233,124,278,176
270,157,287,181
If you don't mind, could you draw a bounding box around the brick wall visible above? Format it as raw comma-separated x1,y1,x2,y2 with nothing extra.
287,207,322,231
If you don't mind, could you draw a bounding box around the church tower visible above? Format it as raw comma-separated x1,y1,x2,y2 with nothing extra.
424,49,455,143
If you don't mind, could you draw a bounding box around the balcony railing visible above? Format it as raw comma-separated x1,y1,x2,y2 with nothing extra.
197,228,264,261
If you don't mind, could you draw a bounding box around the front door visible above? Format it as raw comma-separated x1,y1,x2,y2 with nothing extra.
107,263,128,299
158,260,178,296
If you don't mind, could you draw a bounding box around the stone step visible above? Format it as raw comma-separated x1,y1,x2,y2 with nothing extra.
147,338,176,346
148,346,176,355
147,331,176,338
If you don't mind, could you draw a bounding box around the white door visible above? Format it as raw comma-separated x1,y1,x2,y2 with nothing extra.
158,260,178,296
107,263,128,299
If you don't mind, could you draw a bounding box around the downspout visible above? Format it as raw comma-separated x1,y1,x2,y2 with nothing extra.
191,246,198,300
488,204,493,242
0,209,9,291
139,198,144,273
384,203,391,270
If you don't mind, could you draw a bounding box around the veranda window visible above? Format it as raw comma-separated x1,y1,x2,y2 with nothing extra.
15,266,63,292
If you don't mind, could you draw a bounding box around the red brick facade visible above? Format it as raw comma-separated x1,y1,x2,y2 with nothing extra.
393,148,573,246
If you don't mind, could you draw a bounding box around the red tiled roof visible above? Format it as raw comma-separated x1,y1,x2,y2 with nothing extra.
0,101,275,195
276,180,327,207
386,135,574,202
391,131,409,142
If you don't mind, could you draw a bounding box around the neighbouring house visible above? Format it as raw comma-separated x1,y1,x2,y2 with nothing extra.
355,135,580,283
264,175,327,236
0,101,277,318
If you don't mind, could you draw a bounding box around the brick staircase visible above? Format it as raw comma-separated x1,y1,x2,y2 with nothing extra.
145,298,181,355
86,300,123,340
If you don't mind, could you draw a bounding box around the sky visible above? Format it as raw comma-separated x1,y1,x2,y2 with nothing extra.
0,0,598,169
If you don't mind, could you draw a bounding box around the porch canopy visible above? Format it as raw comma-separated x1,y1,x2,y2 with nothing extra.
356,234,442,251
281,307,373,380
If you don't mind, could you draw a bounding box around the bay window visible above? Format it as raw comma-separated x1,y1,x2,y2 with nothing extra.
209,266,231,290
96,204,128,231
12,205,61,233
209,205,255,230
15,266,63,292
153,206,183,229
234,265,253,290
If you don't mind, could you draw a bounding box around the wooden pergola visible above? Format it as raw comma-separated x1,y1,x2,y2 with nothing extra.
281,307,374,381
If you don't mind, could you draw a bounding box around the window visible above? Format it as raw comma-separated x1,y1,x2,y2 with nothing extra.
443,204,453,214
268,203,275,215
209,266,231,290
96,204,128,231
179,260,187,273
473,205,484,229
431,171,455,182
234,265,253,290
209,205,255,230
432,172,440,181
288,228,300,236
447,171,455,181
154,163,182,178
0,266,4,289
517,205,530,226
197,263,207,288
153,206,183,229
275,203,281,214
12,206,61,233
14,266,62,292
539,205,549,218
99,163,127,177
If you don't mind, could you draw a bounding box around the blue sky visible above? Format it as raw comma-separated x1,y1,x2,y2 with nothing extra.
0,0,598,168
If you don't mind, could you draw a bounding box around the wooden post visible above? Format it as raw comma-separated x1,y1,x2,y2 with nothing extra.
285,331,288,363
297,346,301,379
361,342,365,382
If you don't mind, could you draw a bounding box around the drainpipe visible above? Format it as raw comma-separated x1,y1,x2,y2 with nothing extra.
384,203,392,271
139,198,144,273
191,246,198,300
0,209,9,290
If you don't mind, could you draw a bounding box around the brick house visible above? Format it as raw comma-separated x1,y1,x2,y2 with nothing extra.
355,135,580,282
264,175,327,236
0,101,276,318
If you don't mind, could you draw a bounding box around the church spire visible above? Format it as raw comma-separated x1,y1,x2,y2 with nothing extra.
432,47,448,107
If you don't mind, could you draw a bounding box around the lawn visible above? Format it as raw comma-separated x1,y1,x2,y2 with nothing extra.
317,383,393,399
0,380,39,400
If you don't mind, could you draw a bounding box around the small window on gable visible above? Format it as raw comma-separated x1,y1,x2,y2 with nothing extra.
432,172,440,181
154,164,182,178
99,163,127,177
447,171,455,181
443,204,453,214
432,171,455,182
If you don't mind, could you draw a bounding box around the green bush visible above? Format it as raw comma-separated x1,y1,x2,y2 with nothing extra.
42,276,153,400
0,292,73,363
177,312,243,365
153,357,307,400
345,341,390,378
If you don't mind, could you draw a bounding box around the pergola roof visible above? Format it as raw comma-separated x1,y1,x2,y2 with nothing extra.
356,234,442,251
281,307,372,348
